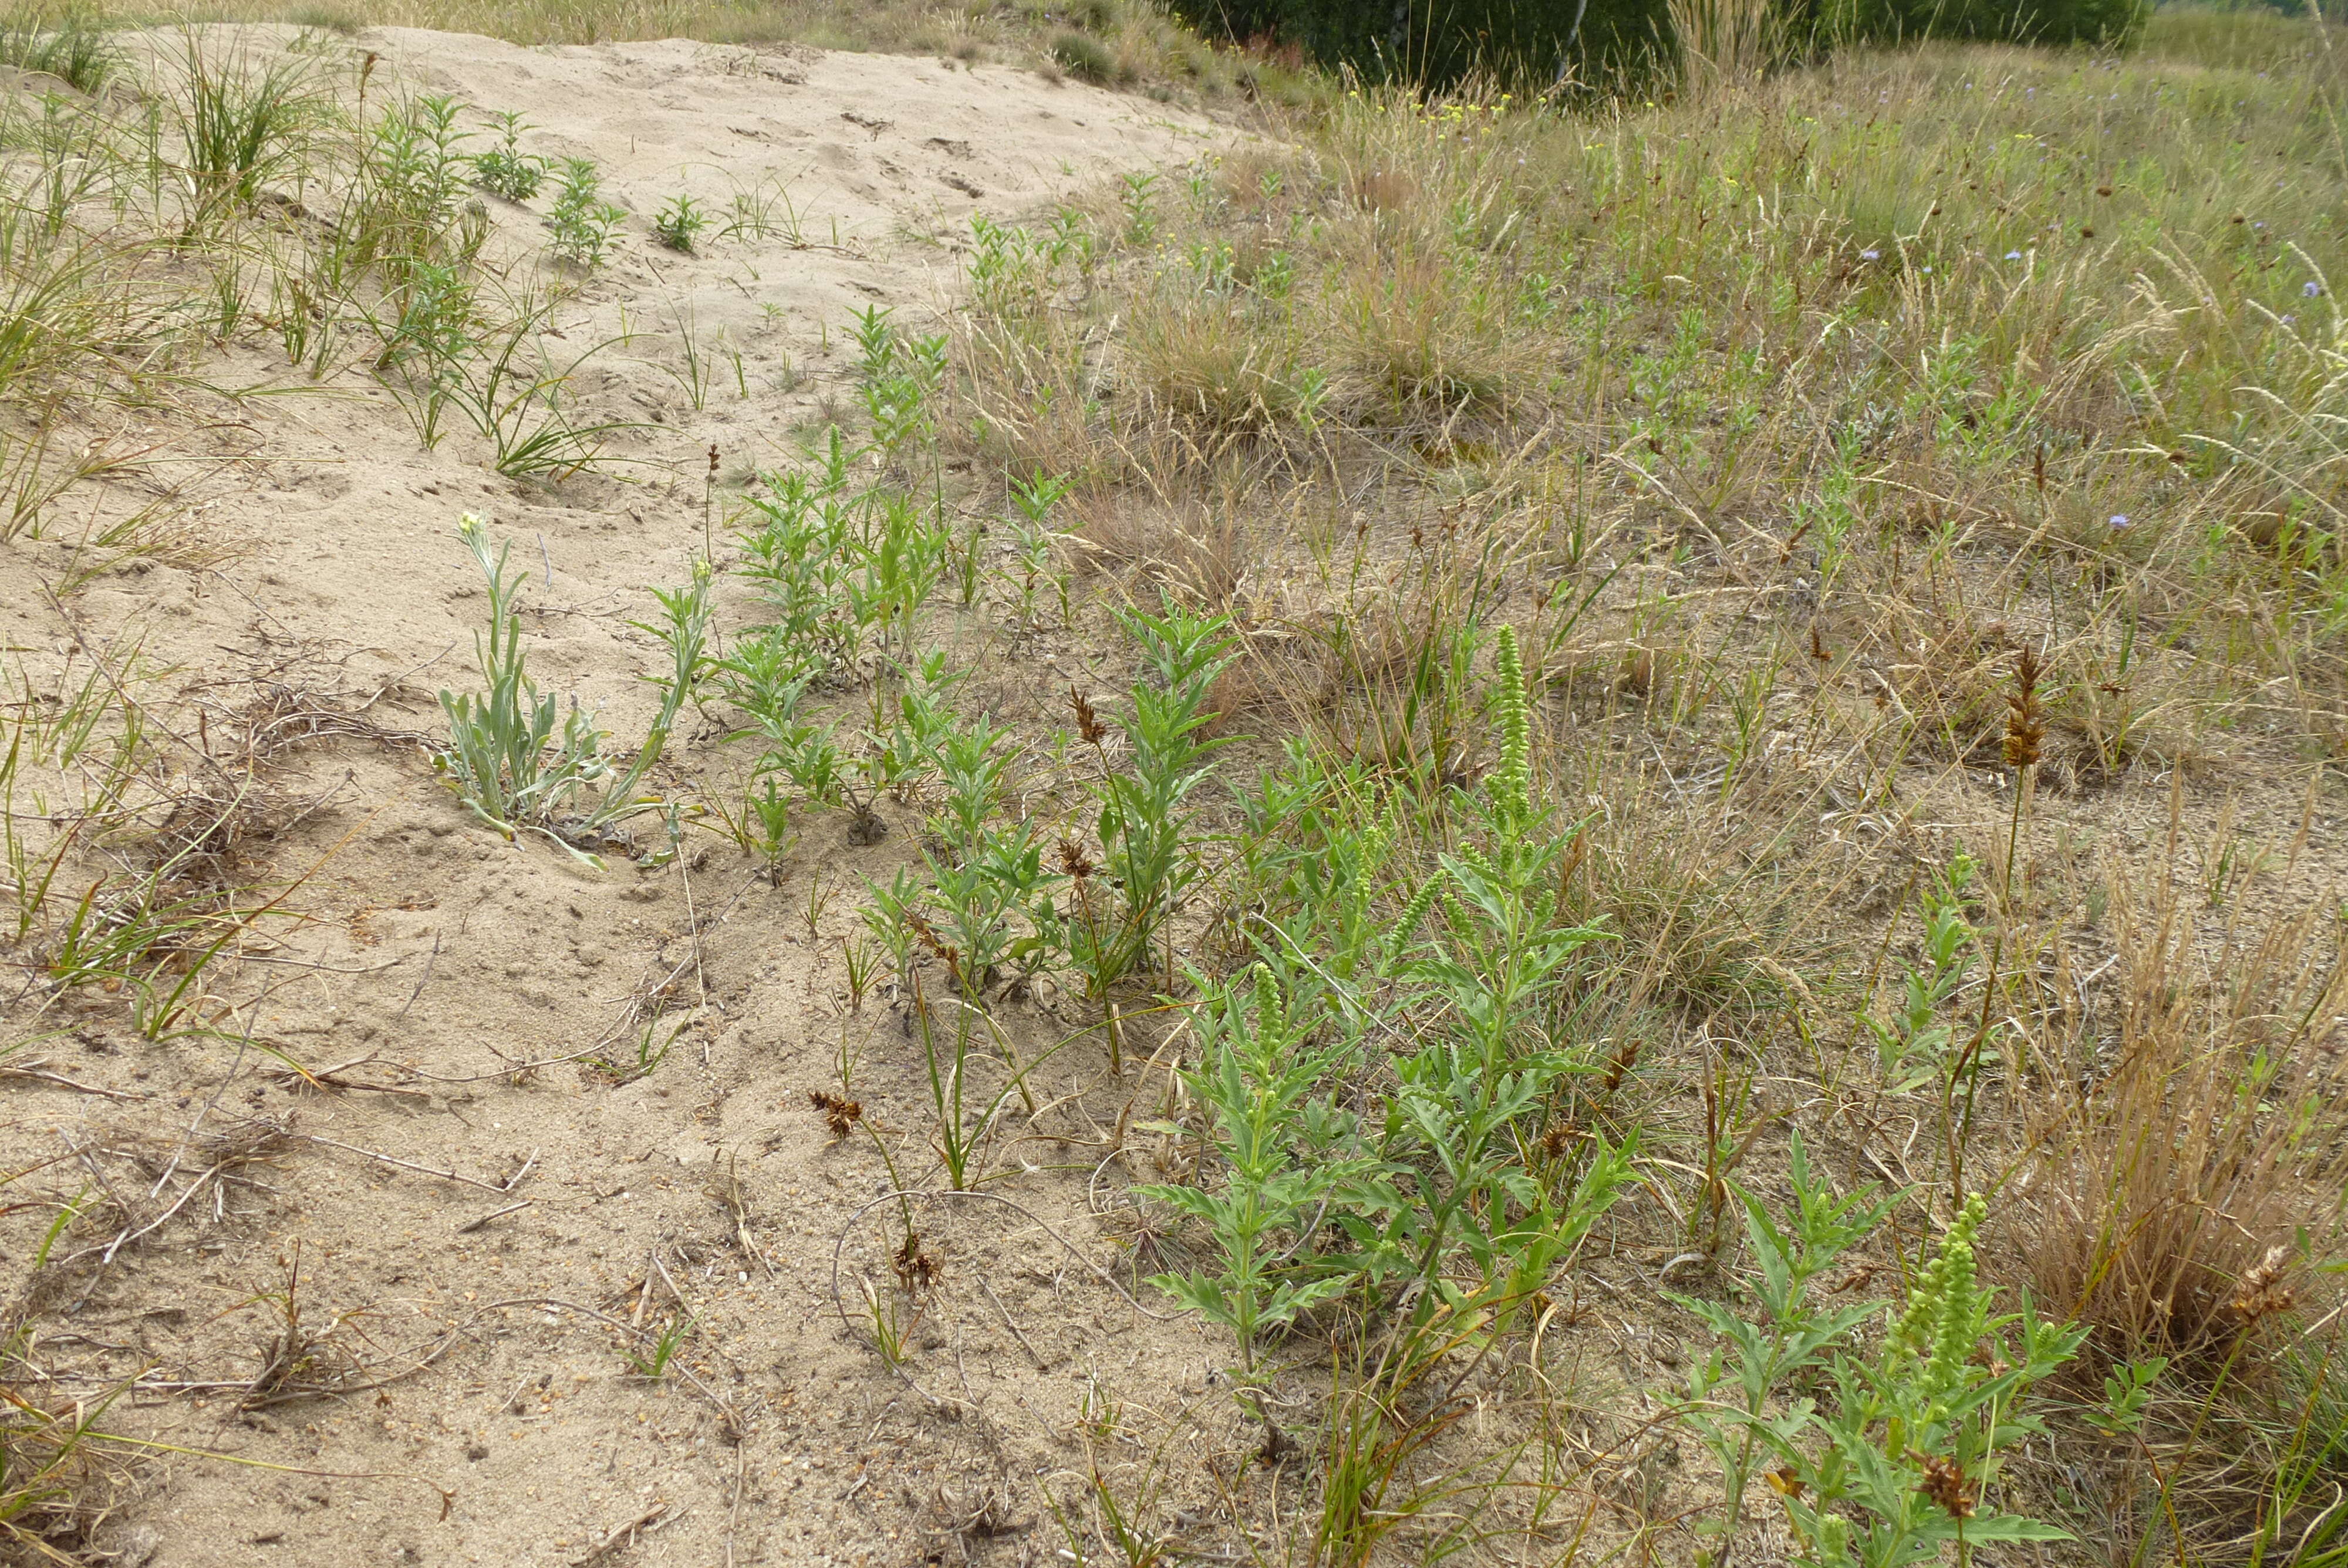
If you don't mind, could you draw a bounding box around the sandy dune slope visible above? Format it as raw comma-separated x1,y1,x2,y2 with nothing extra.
0,27,1235,1568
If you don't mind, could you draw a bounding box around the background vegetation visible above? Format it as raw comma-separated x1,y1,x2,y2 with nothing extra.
5,1,2348,1564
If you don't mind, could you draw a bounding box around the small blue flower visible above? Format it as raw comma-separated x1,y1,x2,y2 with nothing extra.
1861,248,1880,260
2306,281,2324,298
2108,514,2130,529
2006,250,2023,261
2283,314,2298,326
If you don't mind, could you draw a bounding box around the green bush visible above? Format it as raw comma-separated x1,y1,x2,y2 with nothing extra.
1166,0,1668,92
1819,0,2147,45
1168,0,2144,90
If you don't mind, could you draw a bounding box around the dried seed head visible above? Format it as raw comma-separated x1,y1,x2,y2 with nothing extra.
707,442,720,475
1601,1038,1642,1094
1057,837,1097,880
1810,624,1830,666
1911,1452,1976,1518
893,1231,940,1295
2232,1245,2295,1324
2003,645,2045,771
808,1089,862,1140
1070,685,1108,747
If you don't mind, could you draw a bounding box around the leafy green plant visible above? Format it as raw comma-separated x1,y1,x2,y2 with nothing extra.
470,109,545,201
343,92,479,281
702,775,795,884
1863,858,1977,1095
546,157,625,268
434,517,709,864
912,704,1061,1001
1344,627,1634,1327
1000,468,1073,630
1066,600,1238,996
652,192,709,253
1140,964,1369,1368
1675,1133,1897,1562
1760,1197,2086,1568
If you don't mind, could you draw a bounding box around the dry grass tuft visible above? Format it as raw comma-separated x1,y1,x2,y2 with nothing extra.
2003,866,2348,1381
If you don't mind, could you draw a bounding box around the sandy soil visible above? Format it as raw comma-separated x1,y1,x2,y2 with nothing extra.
0,29,1241,1567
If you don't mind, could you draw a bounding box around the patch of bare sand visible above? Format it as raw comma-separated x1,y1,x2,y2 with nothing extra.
0,27,1242,1568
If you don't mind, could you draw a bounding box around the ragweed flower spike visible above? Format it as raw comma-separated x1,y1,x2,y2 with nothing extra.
1490,624,1533,825
1895,1194,1986,1363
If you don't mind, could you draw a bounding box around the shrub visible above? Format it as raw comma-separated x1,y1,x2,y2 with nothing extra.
1166,0,2144,90
1164,0,1670,91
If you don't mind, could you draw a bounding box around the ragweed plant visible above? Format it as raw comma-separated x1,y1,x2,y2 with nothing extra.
1863,857,1979,1096
1763,1198,2086,1568
1675,1133,1897,1563
1368,626,1633,1326
651,192,709,252
546,156,624,268
469,108,544,201
1067,599,1238,997
1139,963,1372,1370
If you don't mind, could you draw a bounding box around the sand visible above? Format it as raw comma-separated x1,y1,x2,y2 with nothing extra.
0,27,1244,1566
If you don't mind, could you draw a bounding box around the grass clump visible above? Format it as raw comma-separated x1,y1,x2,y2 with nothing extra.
1050,29,1116,84
0,10,120,92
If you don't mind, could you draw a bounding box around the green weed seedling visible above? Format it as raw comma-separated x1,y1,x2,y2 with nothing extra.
1864,857,1977,1095
470,109,545,202
435,519,710,865
730,776,796,885
548,158,625,268
652,192,709,253
625,1313,696,1380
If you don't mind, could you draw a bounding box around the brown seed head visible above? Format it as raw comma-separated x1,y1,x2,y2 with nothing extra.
1911,1452,1977,1519
808,1089,863,1140
2232,1245,2295,1324
1070,685,1108,748
893,1231,941,1295
1057,837,1097,880
2003,645,2045,771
